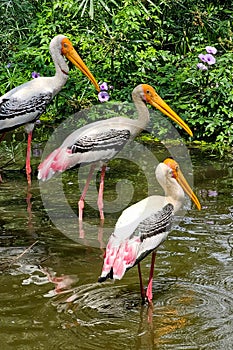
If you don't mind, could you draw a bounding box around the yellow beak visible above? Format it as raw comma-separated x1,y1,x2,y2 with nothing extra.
163,158,201,210
65,47,100,92
150,93,193,137
176,169,201,210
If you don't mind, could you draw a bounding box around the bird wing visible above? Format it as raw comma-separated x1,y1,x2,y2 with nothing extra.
133,203,174,266
38,128,131,181
0,92,53,132
68,128,131,154
99,203,174,281
66,128,131,165
114,195,168,241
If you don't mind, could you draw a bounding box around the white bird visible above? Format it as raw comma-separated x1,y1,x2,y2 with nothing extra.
38,84,193,220
0,34,100,184
98,158,201,303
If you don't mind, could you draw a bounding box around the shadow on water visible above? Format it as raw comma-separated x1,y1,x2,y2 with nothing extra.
0,146,233,349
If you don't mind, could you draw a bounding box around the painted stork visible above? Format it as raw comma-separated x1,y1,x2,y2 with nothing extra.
38,84,193,220
98,158,201,303
0,34,100,184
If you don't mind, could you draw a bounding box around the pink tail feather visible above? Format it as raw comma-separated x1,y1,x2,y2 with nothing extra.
38,147,71,181
99,236,140,281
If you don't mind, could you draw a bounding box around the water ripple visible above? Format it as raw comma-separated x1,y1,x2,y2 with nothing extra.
47,275,233,349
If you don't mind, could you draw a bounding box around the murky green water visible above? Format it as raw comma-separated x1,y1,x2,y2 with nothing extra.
0,144,233,350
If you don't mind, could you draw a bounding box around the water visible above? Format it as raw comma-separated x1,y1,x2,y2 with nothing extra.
0,145,233,350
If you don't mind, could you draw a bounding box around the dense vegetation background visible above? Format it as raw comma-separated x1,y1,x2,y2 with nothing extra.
0,0,233,151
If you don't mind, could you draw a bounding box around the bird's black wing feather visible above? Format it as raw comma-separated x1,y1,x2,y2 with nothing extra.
132,203,174,266
68,129,131,155
138,203,174,242
0,93,53,121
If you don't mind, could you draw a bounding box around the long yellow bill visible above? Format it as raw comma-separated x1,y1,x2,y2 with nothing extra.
164,158,201,210
62,38,100,92
142,84,193,137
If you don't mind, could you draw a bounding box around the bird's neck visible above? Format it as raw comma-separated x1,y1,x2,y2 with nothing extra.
132,91,150,129
51,50,69,87
164,180,185,213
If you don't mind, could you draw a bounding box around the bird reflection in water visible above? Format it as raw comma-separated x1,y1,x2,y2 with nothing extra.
41,267,78,297
78,219,105,251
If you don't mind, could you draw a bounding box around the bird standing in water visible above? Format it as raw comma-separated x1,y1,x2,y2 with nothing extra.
38,84,193,220
0,34,100,184
98,158,201,303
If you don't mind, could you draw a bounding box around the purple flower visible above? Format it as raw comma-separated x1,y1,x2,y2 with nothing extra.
197,63,208,71
6,63,12,68
208,190,218,197
31,71,40,79
98,91,110,103
198,54,207,63
32,145,43,158
99,82,108,91
205,46,217,55
198,53,216,65
205,54,216,65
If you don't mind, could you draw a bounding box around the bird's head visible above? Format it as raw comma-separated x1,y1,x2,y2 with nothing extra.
50,35,100,91
163,158,201,210
141,84,193,137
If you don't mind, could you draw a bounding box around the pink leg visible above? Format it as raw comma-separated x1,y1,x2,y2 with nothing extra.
78,220,85,239
146,251,156,303
138,263,146,304
26,131,32,185
98,220,104,250
97,165,106,221
78,164,96,221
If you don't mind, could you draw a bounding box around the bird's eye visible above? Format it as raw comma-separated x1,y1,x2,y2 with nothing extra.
146,90,150,94
63,43,68,48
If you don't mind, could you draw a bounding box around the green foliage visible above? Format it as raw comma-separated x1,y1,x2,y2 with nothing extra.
0,135,25,171
0,0,233,151
0,0,41,61
151,49,233,147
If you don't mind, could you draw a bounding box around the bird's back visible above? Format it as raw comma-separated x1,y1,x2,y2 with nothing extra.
114,195,170,239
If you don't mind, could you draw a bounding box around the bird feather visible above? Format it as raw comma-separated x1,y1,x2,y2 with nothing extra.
68,129,130,154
